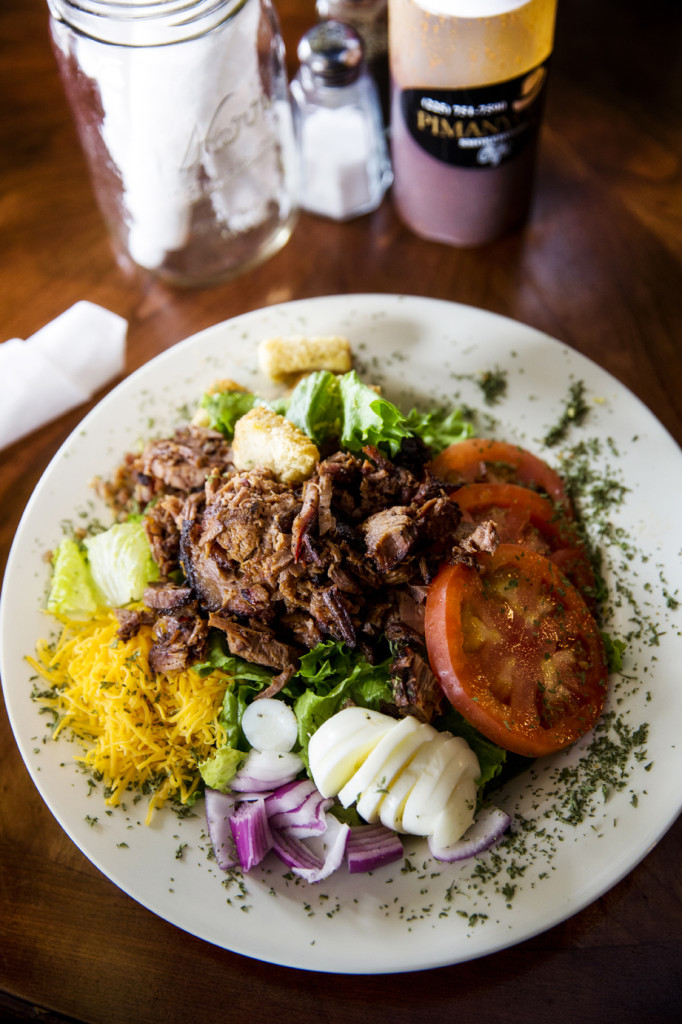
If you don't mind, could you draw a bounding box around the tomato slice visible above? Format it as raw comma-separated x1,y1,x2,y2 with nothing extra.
452,482,596,605
430,439,572,514
425,545,608,757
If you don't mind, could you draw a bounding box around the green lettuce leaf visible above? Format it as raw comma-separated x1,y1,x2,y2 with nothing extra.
285,370,343,447
47,537,100,619
200,390,289,439
200,369,474,462
194,635,392,766
293,641,393,767
193,632,282,750
403,406,475,454
200,390,259,439
338,371,413,457
48,523,159,617
601,631,628,673
84,521,159,607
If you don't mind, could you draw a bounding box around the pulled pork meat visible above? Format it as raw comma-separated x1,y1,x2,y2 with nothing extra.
105,439,498,725
177,450,463,674
385,622,445,724
94,425,234,517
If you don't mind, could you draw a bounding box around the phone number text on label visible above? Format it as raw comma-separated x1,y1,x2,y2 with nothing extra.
420,97,508,118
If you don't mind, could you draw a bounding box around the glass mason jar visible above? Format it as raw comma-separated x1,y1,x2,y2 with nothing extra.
389,0,558,247
47,0,298,286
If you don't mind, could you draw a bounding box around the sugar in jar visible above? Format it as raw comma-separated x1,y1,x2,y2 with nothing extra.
47,0,298,286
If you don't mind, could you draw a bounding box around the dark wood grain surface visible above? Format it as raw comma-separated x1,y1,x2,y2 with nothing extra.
1,1,681,1022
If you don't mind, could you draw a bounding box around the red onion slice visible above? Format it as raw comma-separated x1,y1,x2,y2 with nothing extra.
268,789,334,837
271,815,350,883
346,824,404,874
229,796,273,871
428,807,512,863
264,778,318,815
205,788,239,870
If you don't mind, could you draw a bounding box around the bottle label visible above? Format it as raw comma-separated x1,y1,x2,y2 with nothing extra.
400,61,549,169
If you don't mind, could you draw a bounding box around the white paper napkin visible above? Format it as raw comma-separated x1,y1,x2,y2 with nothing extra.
0,302,127,450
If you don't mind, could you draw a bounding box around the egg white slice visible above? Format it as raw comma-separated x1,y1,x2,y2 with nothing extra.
337,715,430,808
429,774,479,848
308,707,395,798
400,735,479,836
377,730,453,833
355,720,439,824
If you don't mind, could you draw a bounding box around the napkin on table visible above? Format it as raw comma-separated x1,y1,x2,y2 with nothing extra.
0,301,127,451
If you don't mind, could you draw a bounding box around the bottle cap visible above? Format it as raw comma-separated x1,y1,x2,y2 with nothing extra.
297,20,364,86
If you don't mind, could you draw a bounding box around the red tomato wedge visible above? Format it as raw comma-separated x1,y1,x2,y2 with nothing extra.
425,545,608,758
452,482,597,606
430,438,572,514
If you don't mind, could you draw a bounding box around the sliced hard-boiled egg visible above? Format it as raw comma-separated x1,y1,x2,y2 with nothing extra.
400,735,479,836
353,720,438,823
308,706,483,850
337,715,431,808
241,697,298,752
429,774,478,849
308,707,396,798
377,730,453,833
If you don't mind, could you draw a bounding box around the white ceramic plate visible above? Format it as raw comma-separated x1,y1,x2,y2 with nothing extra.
2,294,681,974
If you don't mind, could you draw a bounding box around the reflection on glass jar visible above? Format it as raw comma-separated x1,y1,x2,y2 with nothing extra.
48,0,298,287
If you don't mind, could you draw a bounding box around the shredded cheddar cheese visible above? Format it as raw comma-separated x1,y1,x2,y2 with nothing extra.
28,609,227,824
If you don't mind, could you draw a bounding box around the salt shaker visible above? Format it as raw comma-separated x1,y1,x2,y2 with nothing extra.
46,0,298,287
290,21,392,222
315,0,389,124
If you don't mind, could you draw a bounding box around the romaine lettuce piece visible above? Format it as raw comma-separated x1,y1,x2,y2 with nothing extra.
285,370,343,446
403,406,474,454
201,368,474,461
47,537,100,619
601,631,627,673
200,389,290,440
194,633,283,749
200,390,259,439
84,521,159,607
338,371,413,457
293,641,393,766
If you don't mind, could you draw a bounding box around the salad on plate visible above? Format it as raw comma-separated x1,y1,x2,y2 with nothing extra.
29,333,614,886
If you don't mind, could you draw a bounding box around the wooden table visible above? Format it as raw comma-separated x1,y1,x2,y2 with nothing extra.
2,1,681,1021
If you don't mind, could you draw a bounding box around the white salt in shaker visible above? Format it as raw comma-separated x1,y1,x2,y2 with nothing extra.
290,21,392,222
47,0,298,287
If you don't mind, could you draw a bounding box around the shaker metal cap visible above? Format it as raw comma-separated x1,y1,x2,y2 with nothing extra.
297,20,365,85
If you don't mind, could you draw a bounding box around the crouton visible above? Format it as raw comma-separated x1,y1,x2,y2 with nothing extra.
206,378,249,396
232,406,319,485
258,334,353,383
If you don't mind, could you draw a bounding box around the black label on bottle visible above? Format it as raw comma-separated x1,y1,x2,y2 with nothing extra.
400,61,550,169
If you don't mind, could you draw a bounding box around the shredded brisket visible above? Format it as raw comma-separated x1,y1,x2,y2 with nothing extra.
386,622,445,723
95,425,234,514
103,435,498,724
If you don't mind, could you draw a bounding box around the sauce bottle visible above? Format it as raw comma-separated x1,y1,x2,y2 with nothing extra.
389,0,558,247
